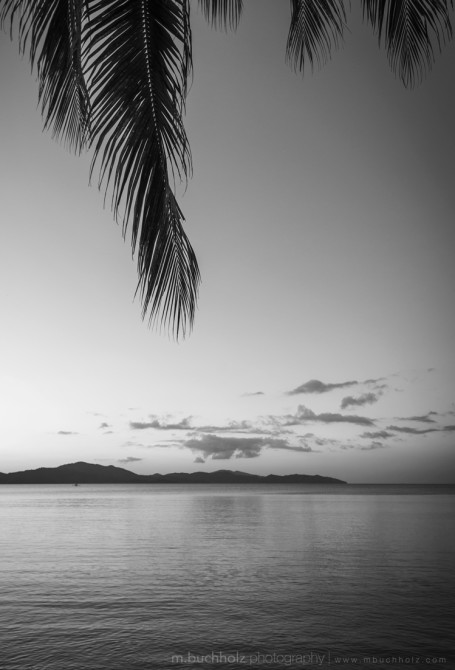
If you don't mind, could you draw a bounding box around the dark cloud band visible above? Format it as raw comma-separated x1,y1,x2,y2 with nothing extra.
287,379,358,395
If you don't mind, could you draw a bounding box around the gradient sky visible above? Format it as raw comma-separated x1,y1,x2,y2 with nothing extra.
1,2,454,483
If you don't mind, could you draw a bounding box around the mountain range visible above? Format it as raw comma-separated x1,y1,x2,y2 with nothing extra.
0,462,346,485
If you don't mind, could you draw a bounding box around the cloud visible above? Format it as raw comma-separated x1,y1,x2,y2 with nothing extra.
130,421,154,430
314,437,335,447
341,393,380,409
122,440,145,447
145,441,182,449
194,420,253,433
57,430,78,435
360,441,387,451
315,413,374,427
242,391,264,396
118,456,143,463
99,422,111,429
287,379,358,395
283,405,374,427
387,425,439,435
399,412,438,423
442,425,455,432
267,441,315,453
194,456,205,463
130,417,191,430
360,430,394,439
184,435,263,459
183,434,308,460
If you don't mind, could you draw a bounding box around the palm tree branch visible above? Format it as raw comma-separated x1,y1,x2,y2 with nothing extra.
136,189,200,337
1,0,91,152
286,0,347,73
362,0,454,87
198,0,243,31
85,0,199,338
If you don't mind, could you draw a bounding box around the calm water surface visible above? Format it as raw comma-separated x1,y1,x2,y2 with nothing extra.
1,484,454,669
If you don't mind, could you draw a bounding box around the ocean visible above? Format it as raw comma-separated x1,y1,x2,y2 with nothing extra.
0,484,454,669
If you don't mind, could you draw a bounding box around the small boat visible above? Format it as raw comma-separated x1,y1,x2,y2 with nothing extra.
74,483,79,487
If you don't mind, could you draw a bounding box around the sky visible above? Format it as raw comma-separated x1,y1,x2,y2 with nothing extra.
0,2,454,483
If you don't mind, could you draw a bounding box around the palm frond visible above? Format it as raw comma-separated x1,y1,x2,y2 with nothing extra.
86,0,199,338
136,190,200,338
36,0,91,152
1,0,90,153
362,0,454,87
198,0,243,31
0,0,30,39
0,0,17,34
286,0,347,73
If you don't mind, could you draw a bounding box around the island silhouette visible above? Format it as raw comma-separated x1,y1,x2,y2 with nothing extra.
0,462,346,485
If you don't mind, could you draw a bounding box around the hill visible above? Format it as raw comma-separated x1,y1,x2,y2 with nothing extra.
0,462,347,485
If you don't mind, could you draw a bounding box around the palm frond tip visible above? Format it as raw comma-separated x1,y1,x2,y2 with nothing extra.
286,0,347,73
362,0,454,87
198,0,243,30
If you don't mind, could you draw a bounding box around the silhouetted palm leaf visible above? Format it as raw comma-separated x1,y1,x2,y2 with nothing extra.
363,0,454,87
198,0,243,30
1,0,90,152
286,0,347,73
85,0,199,338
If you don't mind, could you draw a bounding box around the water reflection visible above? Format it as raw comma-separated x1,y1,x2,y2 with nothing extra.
0,486,454,669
